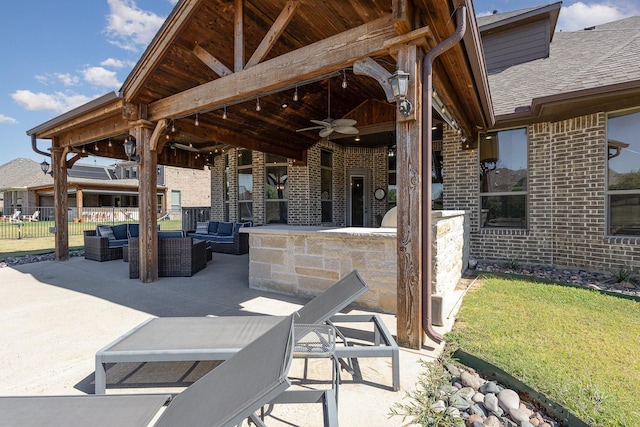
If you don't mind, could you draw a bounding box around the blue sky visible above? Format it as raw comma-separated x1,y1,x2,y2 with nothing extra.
0,0,638,167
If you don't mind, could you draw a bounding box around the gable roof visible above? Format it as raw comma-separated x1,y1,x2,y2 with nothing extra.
27,0,493,165
489,15,640,124
477,2,561,37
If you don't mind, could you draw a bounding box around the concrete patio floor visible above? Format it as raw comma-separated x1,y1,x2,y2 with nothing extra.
0,253,462,426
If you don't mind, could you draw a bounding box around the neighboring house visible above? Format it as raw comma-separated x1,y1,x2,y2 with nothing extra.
442,3,640,271
0,158,209,220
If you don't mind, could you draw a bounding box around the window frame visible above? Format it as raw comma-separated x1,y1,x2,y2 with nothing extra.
265,154,288,224
605,108,640,237
320,149,333,223
478,126,529,230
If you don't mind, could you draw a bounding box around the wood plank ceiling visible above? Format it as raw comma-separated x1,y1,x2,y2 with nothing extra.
32,0,491,170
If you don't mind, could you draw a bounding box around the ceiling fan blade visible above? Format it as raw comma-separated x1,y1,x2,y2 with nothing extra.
310,119,332,127
319,128,334,138
172,142,200,152
296,126,325,132
331,119,357,127
334,126,359,135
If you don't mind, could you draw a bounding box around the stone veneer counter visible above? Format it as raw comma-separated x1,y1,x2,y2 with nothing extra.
245,225,399,312
244,211,468,316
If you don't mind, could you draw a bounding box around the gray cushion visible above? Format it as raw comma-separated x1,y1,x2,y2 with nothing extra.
97,225,115,240
195,222,209,234
112,224,129,240
215,236,235,243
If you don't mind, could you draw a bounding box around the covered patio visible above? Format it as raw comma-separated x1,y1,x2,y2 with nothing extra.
27,0,493,348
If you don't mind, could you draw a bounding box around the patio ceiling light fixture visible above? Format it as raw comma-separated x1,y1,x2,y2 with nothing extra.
123,136,140,162
388,69,412,116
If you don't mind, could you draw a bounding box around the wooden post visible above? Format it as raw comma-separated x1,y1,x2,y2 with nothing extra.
51,144,69,261
396,44,424,349
131,122,158,283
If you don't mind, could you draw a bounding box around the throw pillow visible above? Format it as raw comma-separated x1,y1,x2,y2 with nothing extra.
217,222,234,236
97,225,115,240
196,222,209,234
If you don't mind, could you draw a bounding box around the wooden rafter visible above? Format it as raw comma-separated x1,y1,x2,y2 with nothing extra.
245,0,301,68
234,0,244,72
149,15,396,121
193,44,233,77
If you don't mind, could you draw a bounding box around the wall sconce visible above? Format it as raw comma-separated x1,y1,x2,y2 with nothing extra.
123,136,140,162
40,160,51,175
388,70,412,116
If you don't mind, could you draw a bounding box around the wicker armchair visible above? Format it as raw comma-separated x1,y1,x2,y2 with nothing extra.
83,230,124,262
210,232,249,255
129,237,207,279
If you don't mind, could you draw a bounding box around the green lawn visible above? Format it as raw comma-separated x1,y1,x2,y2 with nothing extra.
446,275,640,426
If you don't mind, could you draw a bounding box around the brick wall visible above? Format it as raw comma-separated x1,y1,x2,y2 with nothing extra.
162,165,211,215
444,112,640,271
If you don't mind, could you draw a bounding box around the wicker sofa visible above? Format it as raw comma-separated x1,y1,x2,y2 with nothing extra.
129,233,207,279
188,221,251,255
83,223,138,262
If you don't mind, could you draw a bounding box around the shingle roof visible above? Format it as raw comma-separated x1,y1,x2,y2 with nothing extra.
0,158,53,190
489,16,640,116
0,158,142,190
477,5,545,27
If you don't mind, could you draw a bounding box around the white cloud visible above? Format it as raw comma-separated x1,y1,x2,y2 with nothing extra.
55,73,80,86
100,58,126,68
105,0,166,52
11,90,95,113
0,114,18,124
81,66,122,88
168,0,178,5
35,75,50,85
558,1,638,31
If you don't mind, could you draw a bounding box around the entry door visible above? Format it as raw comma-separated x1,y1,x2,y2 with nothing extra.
348,169,370,227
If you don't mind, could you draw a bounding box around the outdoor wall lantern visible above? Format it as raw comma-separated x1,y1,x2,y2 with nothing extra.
40,160,51,175
123,136,140,162
388,69,412,116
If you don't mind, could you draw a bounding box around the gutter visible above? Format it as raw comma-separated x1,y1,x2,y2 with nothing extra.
31,134,50,158
422,5,467,344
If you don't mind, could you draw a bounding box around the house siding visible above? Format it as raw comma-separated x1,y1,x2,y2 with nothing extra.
483,19,550,71
445,112,640,271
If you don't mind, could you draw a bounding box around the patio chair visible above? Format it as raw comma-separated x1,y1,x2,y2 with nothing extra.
0,315,339,427
22,210,40,222
95,270,399,394
6,210,21,222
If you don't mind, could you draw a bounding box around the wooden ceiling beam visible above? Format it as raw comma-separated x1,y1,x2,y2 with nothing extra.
57,116,130,149
193,44,233,77
245,0,301,69
148,15,396,121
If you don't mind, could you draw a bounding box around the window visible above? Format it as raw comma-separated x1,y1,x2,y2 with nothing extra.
432,123,444,210
171,190,181,216
265,154,288,224
321,149,333,223
479,128,528,228
237,149,253,222
607,111,640,236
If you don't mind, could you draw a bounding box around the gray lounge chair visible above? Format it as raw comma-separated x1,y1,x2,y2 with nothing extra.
0,315,339,427
95,270,399,394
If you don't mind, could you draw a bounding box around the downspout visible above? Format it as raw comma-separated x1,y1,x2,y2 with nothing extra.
422,5,467,343
31,135,51,158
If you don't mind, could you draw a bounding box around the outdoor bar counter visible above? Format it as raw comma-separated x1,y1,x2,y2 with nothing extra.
244,211,468,315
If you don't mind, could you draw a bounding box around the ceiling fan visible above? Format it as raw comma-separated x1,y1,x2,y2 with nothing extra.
167,141,200,152
296,80,359,138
